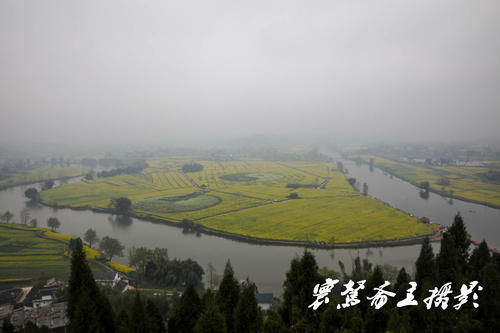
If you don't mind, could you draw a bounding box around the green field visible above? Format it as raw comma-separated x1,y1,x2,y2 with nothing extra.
352,155,500,208
0,224,71,280
199,196,430,243
0,166,84,189
133,192,221,213
40,158,434,243
0,224,131,283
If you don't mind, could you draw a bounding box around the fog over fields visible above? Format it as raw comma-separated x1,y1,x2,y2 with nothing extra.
1,0,499,146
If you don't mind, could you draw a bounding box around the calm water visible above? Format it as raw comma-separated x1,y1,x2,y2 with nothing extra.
0,178,430,295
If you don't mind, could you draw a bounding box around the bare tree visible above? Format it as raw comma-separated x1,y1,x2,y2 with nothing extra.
84,228,99,248
207,263,219,290
20,208,30,225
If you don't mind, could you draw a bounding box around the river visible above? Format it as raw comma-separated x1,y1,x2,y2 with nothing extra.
336,158,500,249
2,155,499,294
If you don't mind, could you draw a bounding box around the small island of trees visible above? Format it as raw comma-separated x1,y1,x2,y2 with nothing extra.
182,163,204,173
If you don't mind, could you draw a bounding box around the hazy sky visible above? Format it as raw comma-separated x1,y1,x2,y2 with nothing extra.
1,0,499,145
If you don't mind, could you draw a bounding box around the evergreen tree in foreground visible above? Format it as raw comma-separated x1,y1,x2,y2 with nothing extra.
448,213,471,268
234,280,263,333
130,292,147,333
145,299,166,333
116,310,131,333
216,260,240,333
167,284,202,333
281,251,322,330
194,290,226,333
414,237,435,298
67,238,116,333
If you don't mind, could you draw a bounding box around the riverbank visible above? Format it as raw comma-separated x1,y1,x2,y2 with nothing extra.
349,155,500,209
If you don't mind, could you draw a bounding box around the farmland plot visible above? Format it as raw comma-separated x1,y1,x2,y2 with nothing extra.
40,157,433,243
0,225,70,280
199,196,432,243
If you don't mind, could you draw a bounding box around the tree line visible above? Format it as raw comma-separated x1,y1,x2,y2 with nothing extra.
4,214,499,332
128,247,204,290
96,160,149,178
182,163,204,173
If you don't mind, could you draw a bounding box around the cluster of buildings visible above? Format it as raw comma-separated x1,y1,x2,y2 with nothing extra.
0,278,67,332
0,272,131,332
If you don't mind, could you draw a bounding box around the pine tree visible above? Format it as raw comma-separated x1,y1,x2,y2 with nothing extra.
393,267,410,305
478,263,500,332
146,299,165,333
469,240,490,279
299,251,321,311
436,233,461,284
130,293,148,333
281,255,301,326
234,281,263,333
415,238,435,297
365,265,384,294
70,291,101,333
364,266,389,333
386,308,411,333
216,260,240,333
117,309,131,333
194,290,226,333
448,213,471,269
168,284,202,333
281,251,322,329
340,307,364,333
319,301,343,333
67,238,116,333
263,309,287,333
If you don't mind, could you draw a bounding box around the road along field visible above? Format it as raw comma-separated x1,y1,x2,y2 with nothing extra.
352,155,500,208
0,166,84,190
40,158,434,244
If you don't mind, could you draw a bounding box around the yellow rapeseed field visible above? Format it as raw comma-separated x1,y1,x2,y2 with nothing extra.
40,158,434,243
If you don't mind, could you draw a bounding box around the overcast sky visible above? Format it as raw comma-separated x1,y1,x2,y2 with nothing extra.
1,0,499,146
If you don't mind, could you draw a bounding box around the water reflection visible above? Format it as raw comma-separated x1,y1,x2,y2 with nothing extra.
108,215,133,229
419,189,429,200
